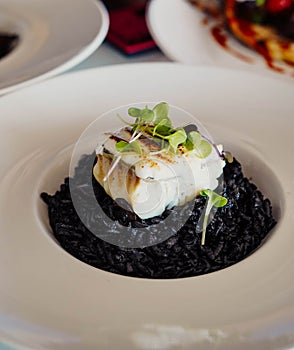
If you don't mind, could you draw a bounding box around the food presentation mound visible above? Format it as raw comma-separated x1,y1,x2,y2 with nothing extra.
41,102,276,279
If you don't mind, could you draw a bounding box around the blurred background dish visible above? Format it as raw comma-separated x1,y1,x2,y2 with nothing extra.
0,0,109,95
146,0,294,79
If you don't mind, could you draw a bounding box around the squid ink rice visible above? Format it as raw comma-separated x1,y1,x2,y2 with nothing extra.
41,153,276,279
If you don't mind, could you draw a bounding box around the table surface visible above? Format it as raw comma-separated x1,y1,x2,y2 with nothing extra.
0,41,168,350
69,42,169,71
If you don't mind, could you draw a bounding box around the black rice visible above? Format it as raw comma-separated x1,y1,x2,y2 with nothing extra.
41,154,277,278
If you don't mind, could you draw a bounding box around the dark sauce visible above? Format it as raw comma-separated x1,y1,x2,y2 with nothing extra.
227,16,284,73
211,24,253,63
0,33,19,60
254,39,284,73
190,0,253,64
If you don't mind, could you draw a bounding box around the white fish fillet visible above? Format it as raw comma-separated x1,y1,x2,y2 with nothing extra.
93,127,225,219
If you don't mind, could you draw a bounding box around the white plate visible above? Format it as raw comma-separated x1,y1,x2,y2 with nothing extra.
146,0,294,80
0,0,109,95
0,63,293,350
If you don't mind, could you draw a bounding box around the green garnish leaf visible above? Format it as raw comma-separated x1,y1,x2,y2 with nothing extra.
153,102,171,125
194,140,212,158
128,106,154,123
185,131,202,150
117,102,214,158
200,189,228,208
128,108,141,118
223,151,234,163
199,190,227,245
116,140,141,154
139,106,154,123
188,131,202,147
165,128,187,153
152,118,173,136
185,138,194,151
184,131,212,158
116,140,128,152
214,196,228,208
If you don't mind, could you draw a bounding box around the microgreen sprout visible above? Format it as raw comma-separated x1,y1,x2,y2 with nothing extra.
200,190,228,245
116,140,142,154
186,131,213,158
115,102,213,157
103,154,121,182
223,150,234,163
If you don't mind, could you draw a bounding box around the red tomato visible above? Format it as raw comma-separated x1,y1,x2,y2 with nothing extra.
265,0,293,13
